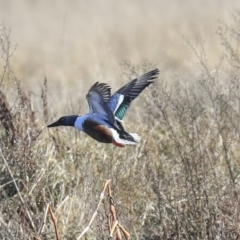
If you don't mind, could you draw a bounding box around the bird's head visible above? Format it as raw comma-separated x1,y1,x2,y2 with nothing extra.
47,115,78,128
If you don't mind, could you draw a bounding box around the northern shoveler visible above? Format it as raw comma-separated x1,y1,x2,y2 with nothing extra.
47,69,159,147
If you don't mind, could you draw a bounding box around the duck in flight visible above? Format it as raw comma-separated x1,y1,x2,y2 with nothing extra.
47,69,159,147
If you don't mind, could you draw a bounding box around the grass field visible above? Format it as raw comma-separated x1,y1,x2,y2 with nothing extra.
1,1,240,239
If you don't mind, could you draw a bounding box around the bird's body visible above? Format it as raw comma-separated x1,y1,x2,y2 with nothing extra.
74,114,117,144
48,69,159,147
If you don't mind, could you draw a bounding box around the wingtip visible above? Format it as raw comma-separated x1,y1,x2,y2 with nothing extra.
145,68,159,83
149,68,160,77
87,81,112,103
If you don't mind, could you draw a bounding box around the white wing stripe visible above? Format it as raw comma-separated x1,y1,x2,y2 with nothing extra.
113,95,124,114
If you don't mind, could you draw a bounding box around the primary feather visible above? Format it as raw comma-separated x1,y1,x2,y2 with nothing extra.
109,69,159,121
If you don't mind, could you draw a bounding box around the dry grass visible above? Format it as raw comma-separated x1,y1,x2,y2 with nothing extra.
1,2,240,240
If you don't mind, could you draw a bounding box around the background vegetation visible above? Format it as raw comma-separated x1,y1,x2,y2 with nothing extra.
1,1,240,239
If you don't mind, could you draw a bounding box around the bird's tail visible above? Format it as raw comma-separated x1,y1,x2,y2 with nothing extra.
110,128,141,147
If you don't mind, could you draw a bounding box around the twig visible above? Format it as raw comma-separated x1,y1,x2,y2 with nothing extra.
77,179,131,240
76,179,111,240
0,148,36,230
39,203,50,235
28,172,44,195
0,216,7,228
118,224,131,240
108,184,122,240
235,232,240,240
56,195,69,213
109,220,119,238
48,205,61,240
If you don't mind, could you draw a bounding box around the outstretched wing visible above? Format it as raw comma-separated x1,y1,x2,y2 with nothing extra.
86,82,116,125
109,69,160,121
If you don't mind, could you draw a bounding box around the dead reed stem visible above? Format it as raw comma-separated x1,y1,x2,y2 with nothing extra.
39,203,50,235
48,205,61,240
77,179,130,240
